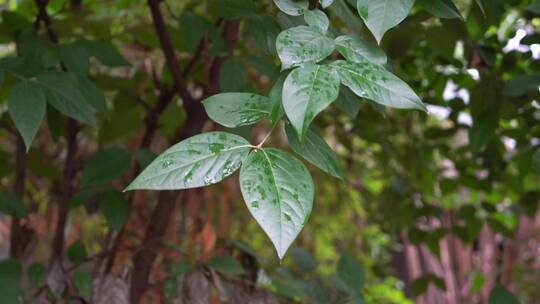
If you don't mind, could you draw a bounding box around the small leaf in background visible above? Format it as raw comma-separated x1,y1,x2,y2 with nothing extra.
8,80,47,151
159,102,186,140
488,284,520,304
320,0,334,8
290,247,318,272
283,63,340,140
0,259,24,303
203,93,270,128
75,39,130,67
219,58,248,92
59,43,90,75
503,74,540,97
276,26,335,70
411,274,446,295
337,253,364,294
247,15,281,54
207,255,246,275
73,271,92,300
172,261,192,276
78,76,108,113
67,240,87,265
0,190,27,218
178,11,207,53
268,72,288,127
27,262,46,289
81,148,131,189
331,60,426,111
36,71,96,126
334,35,387,65
273,0,308,16
285,124,343,178
100,190,129,230
533,148,540,174
417,0,463,19
334,85,362,118
208,0,256,20
330,0,364,32
528,0,540,13
303,9,329,32
356,0,414,44
469,113,497,154
126,132,251,190
240,149,314,259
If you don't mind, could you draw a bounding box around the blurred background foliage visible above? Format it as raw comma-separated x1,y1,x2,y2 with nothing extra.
0,0,539,303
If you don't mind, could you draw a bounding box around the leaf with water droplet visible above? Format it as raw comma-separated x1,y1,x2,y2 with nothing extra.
126,132,251,190
285,123,343,178
240,148,314,259
330,60,426,111
203,93,270,128
303,9,329,32
334,35,387,65
283,63,340,141
273,0,308,16
268,72,289,127
276,25,335,70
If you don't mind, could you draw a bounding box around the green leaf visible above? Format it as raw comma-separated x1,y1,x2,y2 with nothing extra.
276,25,335,70
269,72,289,127
283,63,340,140
78,76,107,113
334,85,361,118
99,190,129,230
0,259,23,303
73,271,92,300
320,0,334,8
59,43,90,75
417,0,462,19
127,132,251,190
36,71,96,126
273,0,309,16
75,39,129,67
27,262,46,289
178,11,207,53
285,123,343,178
488,284,520,304
330,0,364,33
207,255,246,275
469,113,497,154
331,60,426,111
335,35,387,65
337,253,364,294
503,74,540,97
356,0,414,43
246,15,281,54
240,148,314,259
209,0,256,19
219,58,248,92
81,148,131,189
533,148,540,174
303,9,329,32
203,93,270,128
67,240,87,265
0,190,27,218
8,81,47,151
528,0,540,14
290,247,317,272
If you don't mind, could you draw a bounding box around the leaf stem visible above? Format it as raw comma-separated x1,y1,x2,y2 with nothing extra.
255,125,276,149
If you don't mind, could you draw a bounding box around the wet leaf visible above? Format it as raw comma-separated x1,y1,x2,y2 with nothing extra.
240,149,314,258
320,0,334,8
285,123,343,178
127,132,251,190
283,63,340,140
273,0,309,16
335,35,387,65
276,25,335,70
357,0,414,43
269,72,289,127
8,80,46,151
304,9,329,32
203,93,270,128
331,60,426,111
